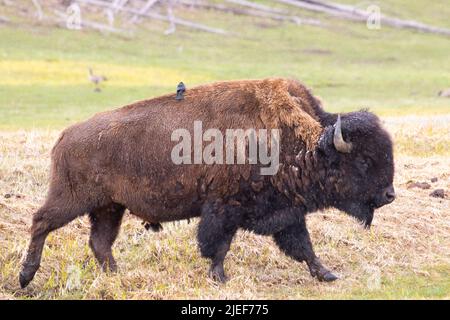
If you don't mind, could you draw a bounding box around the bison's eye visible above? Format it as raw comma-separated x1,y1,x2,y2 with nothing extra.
356,158,370,173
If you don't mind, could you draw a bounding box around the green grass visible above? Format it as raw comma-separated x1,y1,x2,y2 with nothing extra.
331,265,450,299
0,0,449,129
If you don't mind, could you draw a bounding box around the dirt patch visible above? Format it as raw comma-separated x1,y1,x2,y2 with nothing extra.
430,189,446,198
406,181,431,189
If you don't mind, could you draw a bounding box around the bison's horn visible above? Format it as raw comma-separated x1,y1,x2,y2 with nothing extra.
333,115,352,153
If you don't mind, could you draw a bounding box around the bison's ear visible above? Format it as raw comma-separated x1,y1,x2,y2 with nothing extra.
317,126,339,163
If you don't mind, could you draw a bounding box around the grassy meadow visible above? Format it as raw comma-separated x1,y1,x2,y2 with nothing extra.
1,0,450,129
0,0,449,299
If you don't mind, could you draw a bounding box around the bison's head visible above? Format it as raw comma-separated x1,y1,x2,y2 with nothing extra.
318,111,395,228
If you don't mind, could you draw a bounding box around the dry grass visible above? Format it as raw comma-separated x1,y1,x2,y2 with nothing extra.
383,115,450,157
0,116,449,299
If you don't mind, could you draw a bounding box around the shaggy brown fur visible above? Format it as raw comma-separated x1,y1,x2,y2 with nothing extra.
19,78,395,287
51,78,322,219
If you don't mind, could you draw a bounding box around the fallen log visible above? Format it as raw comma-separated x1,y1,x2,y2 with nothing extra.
225,0,287,14
275,0,360,20
304,0,450,36
274,0,450,36
179,0,322,26
128,0,159,24
164,0,176,35
111,0,130,14
31,0,44,21
76,0,227,34
53,9,131,35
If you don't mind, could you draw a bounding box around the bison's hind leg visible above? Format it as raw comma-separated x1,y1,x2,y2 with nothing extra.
20,198,89,289
197,202,240,283
89,203,125,272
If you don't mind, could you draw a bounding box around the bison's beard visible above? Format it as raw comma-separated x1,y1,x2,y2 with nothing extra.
362,208,374,228
338,202,374,229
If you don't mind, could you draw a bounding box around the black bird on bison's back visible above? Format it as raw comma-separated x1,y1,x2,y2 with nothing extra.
176,82,185,100
19,78,396,288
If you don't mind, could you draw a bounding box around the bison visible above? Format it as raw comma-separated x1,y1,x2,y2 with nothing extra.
19,78,395,288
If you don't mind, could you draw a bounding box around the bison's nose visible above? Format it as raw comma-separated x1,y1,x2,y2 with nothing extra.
384,186,396,204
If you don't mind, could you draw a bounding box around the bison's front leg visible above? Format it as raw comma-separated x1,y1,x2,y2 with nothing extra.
197,201,240,283
273,216,338,282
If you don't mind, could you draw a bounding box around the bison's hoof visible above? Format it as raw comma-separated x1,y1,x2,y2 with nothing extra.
19,271,34,289
209,266,228,283
317,271,338,282
100,261,118,273
19,263,40,289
